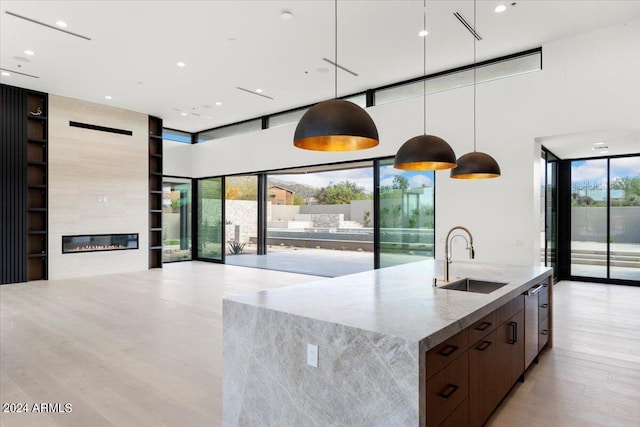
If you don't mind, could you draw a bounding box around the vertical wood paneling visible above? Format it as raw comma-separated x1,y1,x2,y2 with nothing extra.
0,84,27,284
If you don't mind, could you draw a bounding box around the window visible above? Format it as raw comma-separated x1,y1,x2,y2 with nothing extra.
197,119,262,142
374,50,541,106
162,129,191,143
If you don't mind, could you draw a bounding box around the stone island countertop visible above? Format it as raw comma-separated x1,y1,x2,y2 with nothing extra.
223,260,552,426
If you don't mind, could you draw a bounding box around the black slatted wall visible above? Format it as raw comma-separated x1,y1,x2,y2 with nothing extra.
1,84,27,284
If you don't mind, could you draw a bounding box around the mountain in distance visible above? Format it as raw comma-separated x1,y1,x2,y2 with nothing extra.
268,178,318,199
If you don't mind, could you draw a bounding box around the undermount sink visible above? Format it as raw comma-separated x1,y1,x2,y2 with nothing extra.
440,278,509,294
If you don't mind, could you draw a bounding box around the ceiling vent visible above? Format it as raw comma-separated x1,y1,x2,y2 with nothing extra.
5,11,91,40
236,87,274,100
454,12,482,40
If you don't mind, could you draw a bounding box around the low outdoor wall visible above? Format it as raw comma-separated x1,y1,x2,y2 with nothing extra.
572,206,640,243
270,205,301,221
300,204,351,220
226,200,257,243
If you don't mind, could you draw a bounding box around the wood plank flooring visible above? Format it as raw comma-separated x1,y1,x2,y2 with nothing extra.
1,264,639,426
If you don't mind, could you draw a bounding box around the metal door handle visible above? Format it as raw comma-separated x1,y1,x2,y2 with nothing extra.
507,321,517,344
475,340,493,352
438,384,459,399
437,344,459,357
474,321,492,331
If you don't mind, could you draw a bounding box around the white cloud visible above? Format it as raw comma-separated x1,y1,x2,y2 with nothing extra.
610,157,640,178
571,160,607,182
409,174,433,188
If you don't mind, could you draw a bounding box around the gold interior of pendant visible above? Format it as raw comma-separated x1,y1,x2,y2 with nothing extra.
451,172,500,179
293,135,379,151
394,161,457,171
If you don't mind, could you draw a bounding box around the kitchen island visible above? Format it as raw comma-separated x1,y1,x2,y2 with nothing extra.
223,260,552,426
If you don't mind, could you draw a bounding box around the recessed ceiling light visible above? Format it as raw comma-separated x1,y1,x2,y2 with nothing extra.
215,102,222,106
105,95,112,100
181,112,188,116
24,50,34,56
56,20,67,27
281,11,293,20
594,141,606,146
256,89,263,93
418,30,428,37
495,5,507,13
1,71,10,77
177,62,186,67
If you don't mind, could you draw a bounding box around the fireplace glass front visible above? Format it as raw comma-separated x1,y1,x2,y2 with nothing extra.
62,234,139,254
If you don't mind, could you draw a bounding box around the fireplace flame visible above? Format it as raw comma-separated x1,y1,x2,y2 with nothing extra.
74,244,126,252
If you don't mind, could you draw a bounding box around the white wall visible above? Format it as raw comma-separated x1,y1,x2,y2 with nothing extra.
163,140,192,177
48,95,149,279
172,20,640,266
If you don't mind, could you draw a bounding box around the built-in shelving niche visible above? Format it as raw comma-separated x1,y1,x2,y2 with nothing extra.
149,116,163,268
26,92,48,281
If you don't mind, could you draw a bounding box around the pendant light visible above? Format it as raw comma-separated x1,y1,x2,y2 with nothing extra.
450,0,501,179
293,0,379,151
394,0,456,171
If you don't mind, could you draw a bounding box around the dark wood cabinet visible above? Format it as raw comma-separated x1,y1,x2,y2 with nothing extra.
496,309,525,393
148,116,163,268
426,351,469,427
469,328,501,426
439,295,526,427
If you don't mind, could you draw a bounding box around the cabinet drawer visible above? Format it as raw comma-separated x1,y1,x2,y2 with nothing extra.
426,351,469,427
440,398,469,427
539,315,550,352
539,285,549,319
426,329,468,379
496,295,524,326
469,310,498,345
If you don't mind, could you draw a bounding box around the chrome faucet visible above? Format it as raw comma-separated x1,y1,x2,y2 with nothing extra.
444,226,475,282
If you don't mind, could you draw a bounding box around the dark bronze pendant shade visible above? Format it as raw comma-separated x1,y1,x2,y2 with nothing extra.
450,151,501,179
293,99,379,151
394,135,457,170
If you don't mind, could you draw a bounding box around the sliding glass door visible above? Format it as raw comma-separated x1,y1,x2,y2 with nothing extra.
377,159,435,268
568,155,639,282
609,157,640,281
196,177,224,261
162,177,192,262
571,159,608,278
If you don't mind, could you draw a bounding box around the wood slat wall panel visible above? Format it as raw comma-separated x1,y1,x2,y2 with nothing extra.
0,84,27,284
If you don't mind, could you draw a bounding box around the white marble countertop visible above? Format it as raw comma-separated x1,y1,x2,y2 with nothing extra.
226,260,552,350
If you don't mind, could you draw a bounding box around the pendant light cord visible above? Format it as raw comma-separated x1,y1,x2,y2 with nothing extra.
473,0,477,152
334,0,338,99
423,0,427,135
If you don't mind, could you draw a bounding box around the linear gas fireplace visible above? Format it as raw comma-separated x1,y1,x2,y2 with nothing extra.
62,234,139,254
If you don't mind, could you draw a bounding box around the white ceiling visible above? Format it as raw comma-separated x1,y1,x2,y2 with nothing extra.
2,0,640,135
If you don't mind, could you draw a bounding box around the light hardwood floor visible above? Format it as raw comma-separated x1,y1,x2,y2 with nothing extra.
1,263,639,426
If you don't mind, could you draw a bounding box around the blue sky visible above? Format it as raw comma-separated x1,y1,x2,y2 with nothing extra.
572,157,640,182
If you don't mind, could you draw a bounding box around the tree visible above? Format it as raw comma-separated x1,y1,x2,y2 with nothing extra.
392,175,409,191
315,181,371,205
293,194,305,205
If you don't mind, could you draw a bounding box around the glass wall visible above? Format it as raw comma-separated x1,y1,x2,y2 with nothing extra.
260,162,375,277
225,176,258,256
546,158,558,276
162,178,192,262
571,159,608,278
197,177,224,261
609,156,640,281
378,159,435,268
